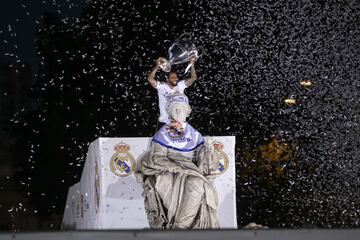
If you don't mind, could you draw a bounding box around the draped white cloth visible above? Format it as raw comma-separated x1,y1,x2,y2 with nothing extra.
135,137,220,229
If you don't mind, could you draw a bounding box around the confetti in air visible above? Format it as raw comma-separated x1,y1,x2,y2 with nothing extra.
0,0,359,230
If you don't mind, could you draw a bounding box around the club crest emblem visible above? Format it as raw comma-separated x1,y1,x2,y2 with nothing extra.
110,142,135,177
214,141,229,175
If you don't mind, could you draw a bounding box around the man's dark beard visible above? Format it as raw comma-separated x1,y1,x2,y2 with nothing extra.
169,81,178,86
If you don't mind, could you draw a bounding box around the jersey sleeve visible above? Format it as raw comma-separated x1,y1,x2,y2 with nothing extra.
177,80,187,90
156,81,164,90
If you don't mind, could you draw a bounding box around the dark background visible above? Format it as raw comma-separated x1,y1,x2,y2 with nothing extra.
0,0,359,231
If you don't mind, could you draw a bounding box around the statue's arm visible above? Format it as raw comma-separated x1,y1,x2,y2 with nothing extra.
185,62,197,87
153,144,183,173
147,59,160,89
196,137,218,177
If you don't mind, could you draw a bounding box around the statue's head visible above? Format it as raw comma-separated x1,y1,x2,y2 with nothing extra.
166,94,191,123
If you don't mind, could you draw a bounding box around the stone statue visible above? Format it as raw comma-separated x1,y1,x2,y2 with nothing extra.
135,94,219,229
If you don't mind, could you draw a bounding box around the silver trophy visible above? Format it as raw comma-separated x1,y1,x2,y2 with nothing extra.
159,34,199,73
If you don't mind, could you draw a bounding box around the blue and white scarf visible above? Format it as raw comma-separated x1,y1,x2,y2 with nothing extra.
153,123,204,152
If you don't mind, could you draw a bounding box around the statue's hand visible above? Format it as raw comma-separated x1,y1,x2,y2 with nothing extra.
204,136,215,152
168,165,182,173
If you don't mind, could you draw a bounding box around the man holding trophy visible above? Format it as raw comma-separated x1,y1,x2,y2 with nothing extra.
147,37,199,129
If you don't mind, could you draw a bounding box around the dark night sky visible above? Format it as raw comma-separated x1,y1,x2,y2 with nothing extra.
0,0,359,231
0,0,85,74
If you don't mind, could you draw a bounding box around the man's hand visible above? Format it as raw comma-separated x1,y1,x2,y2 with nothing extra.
189,57,196,65
155,57,162,67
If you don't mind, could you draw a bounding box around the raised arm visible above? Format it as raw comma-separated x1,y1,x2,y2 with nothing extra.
147,58,161,89
185,59,197,87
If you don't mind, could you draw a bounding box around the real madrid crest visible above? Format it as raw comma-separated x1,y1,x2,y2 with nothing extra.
110,142,135,177
214,141,229,175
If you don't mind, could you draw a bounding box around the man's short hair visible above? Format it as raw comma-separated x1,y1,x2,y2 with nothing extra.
168,70,177,76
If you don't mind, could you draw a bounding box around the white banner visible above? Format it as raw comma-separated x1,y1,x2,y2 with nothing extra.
62,136,237,229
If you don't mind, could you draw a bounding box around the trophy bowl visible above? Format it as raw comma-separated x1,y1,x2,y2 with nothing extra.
168,39,199,66
159,34,199,73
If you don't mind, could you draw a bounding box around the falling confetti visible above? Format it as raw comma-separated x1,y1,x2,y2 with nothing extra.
0,0,359,230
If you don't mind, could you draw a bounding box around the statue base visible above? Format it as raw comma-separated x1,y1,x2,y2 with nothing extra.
62,137,237,229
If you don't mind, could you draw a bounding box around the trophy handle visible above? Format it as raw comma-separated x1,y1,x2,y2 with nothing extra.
196,46,204,59
160,62,171,72
157,57,171,72
176,32,192,42
184,63,193,74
